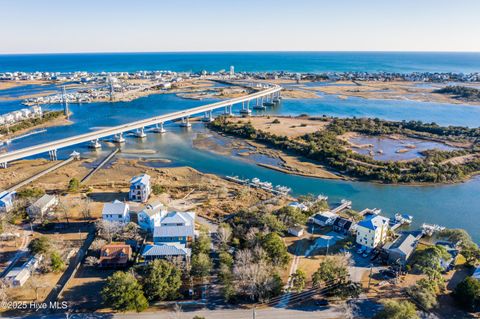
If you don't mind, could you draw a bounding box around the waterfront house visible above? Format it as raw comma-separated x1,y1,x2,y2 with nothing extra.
102,200,130,223
0,116,5,125
141,243,191,262
129,174,151,203
137,201,167,232
310,211,338,227
3,113,15,123
356,215,390,249
20,108,32,118
153,211,195,245
26,194,58,220
98,243,132,268
382,233,419,266
30,105,42,116
0,191,15,213
332,217,355,235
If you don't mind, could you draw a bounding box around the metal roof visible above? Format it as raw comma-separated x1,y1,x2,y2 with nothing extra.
141,244,191,257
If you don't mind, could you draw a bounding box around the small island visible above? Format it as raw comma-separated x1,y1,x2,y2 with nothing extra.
208,115,480,184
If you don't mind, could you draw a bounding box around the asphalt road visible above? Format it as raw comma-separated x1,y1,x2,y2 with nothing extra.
18,306,345,319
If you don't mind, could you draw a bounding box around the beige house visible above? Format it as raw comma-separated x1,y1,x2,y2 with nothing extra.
355,215,390,249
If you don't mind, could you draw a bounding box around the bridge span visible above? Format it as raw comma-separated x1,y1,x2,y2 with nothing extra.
0,84,282,167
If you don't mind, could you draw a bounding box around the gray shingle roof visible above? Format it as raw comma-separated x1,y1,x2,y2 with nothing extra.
154,225,194,238
142,244,191,257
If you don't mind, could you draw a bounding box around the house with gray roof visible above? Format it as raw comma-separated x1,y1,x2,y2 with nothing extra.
27,194,58,220
129,174,151,203
153,211,195,245
141,243,191,262
102,200,130,223
382,232,420,265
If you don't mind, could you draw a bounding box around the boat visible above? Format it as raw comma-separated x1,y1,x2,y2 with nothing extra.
394,213,413,224
421,223,445,236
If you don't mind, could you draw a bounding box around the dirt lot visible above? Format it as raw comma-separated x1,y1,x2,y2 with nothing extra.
235,116,329,138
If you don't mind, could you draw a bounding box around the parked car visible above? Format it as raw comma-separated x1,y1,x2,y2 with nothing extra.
315,299,329,306
380,269,397,279
362,248,372,258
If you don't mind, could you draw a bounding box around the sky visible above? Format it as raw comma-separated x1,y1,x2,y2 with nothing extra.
1,0,480,54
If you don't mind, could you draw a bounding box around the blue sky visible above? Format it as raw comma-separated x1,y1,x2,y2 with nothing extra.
1,0,479,53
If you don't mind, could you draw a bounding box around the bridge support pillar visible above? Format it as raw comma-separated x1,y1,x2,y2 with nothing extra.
240,100,252,115
202,110,214,122
0,162,7,169
114,133,125,143
180,117,191,128
135,127,147,138
90,139,101,149
153,123,166,133
48,149,58,161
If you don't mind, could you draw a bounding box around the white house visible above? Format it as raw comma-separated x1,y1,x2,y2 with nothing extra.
0,191,15,213
26,194,58,220
102,200,130,223
288,225,304,237
129,174,151,203
288,201,309,212
30,105,43,116
356,215,390,249
137,201,167,232
4,255,42,287
20,108,32,118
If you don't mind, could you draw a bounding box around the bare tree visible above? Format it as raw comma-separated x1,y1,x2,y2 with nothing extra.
95,220,123,243
217,223,232,247
81,196,92,221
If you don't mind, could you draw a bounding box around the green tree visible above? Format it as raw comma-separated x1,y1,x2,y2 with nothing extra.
191,252,213,280
28,236,51,255
312,258,349,288
219,251,234,268
291,269,306,292
67,178,81,192
17,187,45,198
142,260,182,301
50,252,65,272
192,230,211,255
410,245,451,274
101,271,148,312
454,277,480,312
407,279,438,310
375,300,419,319
152,184,165,195
261,232,290,267
276,206,307,228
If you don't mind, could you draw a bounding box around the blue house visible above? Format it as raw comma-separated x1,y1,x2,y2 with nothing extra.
137,201,167,232
0,191,15,213
153,211,195,245
129,174,151,203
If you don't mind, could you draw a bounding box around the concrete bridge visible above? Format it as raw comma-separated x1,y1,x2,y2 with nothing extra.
0,83,282,167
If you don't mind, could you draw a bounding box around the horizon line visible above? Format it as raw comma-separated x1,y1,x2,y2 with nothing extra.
1,50,480,56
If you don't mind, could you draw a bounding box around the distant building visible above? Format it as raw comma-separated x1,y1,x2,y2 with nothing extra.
288,225,304,237
99,244,132,268
102,200,130,223
288,202,309,212
137,201,167,232
310,211,338,227
26,194,58,220
129,174,151,203
0,191,15,213
356,215,390,249
230,65,235,77
382,233,419,265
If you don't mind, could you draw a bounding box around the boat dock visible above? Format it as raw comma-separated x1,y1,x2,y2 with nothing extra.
224,175,291,196
81,148,119,183
330,199,352,214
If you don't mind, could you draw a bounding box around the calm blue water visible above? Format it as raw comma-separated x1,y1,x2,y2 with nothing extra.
1,52,480,73
1,52,480,241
